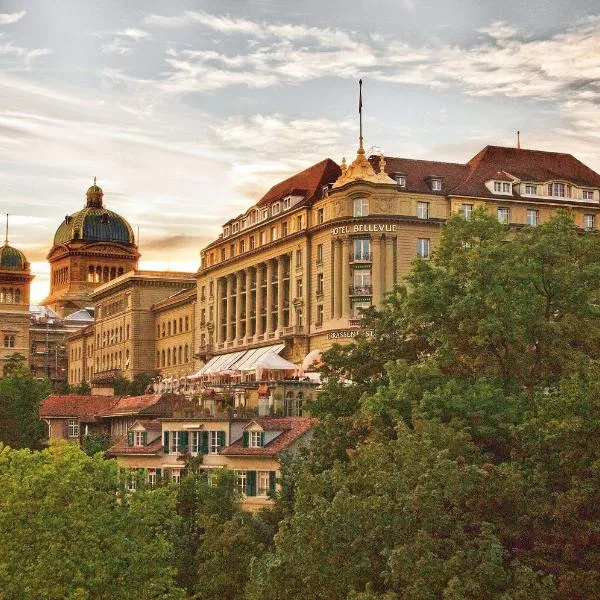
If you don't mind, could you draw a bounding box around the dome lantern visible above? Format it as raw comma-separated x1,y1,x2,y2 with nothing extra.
86,176,104,208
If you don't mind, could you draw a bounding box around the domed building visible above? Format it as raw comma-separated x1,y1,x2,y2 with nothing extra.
0,228,34,375
42,179,139,316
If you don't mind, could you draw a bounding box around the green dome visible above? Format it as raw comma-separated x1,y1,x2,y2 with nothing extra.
0,244,27,271
53,207,135,246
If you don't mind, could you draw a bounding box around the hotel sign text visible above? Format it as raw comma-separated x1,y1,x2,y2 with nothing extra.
331,223,397,235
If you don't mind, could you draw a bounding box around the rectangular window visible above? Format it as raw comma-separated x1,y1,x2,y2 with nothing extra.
232,222,239,233
209,430,222,454
230,243,235,257
316,304,324,325
417,202,429,219
220,248,226,261
551,183,566,197
295,249,302,268
257,471,272,496
353,301,370,317
249,431,262,448
259,231,266,245
134,431,144,446
67,419,79,438
502,182,511,193
171,470,181,485
395,174,406,187
353,198,369,217
583,189,594,201
584,214,595,230
249,235,255,249
527,209,539,226
316,273,324,296
296,215,303,230
260,208,269,221
525,185,537,195
272,203,280,215
494,181,502,192
417,238,430,259
223,226,230,237
271,226,278,241
497,208,510,224
281,221,288,236
236,470,247,495
353,270,371,294
461,204,473,220
431,178,442,191
353,238,371,261
316,244,323,264
239,239,245,253
283,197,291,210
317,208,324,224
296,278,303,298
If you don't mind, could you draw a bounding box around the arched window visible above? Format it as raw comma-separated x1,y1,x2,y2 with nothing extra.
167,348,171,366
161,350,165,368
184,345,189,363
178,346,182,364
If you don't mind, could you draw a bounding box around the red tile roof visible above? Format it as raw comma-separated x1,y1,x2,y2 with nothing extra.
40,395,118,421
133,419,162,431
101,394,162,417
375,146,600,201
255,159,341,207
107,437,163,456
220,417,317,456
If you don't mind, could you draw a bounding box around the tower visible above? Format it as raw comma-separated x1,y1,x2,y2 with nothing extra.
0,216,34,375
42,179,140,316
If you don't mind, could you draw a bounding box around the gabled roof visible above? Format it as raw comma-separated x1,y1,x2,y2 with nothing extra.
220,417,317,456
133,419,162,431
40,395,118,421
255,158,341,207
107,437,163,456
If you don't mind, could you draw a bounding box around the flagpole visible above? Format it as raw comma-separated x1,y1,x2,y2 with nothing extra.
358,79,364,154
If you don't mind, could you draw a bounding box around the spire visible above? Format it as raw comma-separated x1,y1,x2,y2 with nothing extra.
4,214,8,245
517,131,521,149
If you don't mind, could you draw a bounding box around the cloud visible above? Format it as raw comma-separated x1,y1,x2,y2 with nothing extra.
0,41,51,64
117,28,149,40
145,10,262,35
0,11,26,25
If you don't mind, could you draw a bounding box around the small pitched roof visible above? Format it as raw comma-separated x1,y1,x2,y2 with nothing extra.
40,395,118,421
255,158,341,208
133,419,162,431
220,417,317,456
101,394,163,417
107,437,163,456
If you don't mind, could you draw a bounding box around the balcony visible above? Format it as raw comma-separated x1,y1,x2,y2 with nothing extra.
282,325,305,336
349,285,372,296
350,252,372,264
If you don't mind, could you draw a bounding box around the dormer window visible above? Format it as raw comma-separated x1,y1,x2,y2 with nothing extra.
549,183,565,198
232,222,239,234
493,181,511,194
284,196,292,209
223,226,230,237
241,218,247,230
243,430,264,448
431,178,442,191
260,208,269,221
394,174,406,187
525,185,537,196
249,212,256,225
583,189,594,201
128,430,147,447
321,186,329,199
272,202,281,215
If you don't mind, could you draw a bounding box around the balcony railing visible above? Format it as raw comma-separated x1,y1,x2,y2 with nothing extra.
348,318,364,328
351,252,372,263
349,285,372,296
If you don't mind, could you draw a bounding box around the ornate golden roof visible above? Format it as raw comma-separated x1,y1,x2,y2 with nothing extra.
332,144,396,188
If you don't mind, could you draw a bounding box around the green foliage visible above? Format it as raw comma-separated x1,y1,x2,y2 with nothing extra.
80,432,112,456
0,361,50,449
114,372,156,396
73,380,91,395
0,443,184,599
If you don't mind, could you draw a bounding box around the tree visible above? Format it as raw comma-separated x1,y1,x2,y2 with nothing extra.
80,432,112,456
0,360,50,449
0,443,184,599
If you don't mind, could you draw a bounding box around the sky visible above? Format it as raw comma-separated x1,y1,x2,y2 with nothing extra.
1,0,600,302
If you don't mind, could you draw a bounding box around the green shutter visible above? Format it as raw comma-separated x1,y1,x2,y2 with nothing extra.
163,431,169,454
128,432,134,446
141,431,147,446
269,471,276,496
217,430,226,449
242,431,249,447
260,432,265,447
201,431,209,454
247,471,257,496
180,431,189,452
155,468,162,478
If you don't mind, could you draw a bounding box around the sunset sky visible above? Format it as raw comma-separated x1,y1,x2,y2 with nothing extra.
1,0,600,301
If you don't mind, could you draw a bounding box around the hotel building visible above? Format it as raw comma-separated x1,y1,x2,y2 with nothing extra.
195,141,600,368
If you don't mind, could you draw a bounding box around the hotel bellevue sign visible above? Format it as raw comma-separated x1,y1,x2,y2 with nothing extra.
331,223,398,236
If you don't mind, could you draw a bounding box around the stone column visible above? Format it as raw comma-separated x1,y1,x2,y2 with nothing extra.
245,268,253,339
215,278,223,344
255,264,264,336
372,236,382,306
385,238,395,294
266,259,274,333
277,256,285,331
235,271,243,341
333,239,342,319
341,238,350,319
226,275,234,342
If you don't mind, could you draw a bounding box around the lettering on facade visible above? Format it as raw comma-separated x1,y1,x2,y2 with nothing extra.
331,224,398,236
327,329,374,340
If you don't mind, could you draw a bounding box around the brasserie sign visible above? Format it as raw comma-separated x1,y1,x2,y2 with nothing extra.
327,329,374,340
332,223,398,235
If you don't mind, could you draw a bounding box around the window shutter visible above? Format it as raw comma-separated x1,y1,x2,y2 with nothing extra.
180,431,189,452
269,471,276,496
217,430,226,449
201,431,209,454
260,432,265,447
163,431,169,454
155,468,162,478
141,431,147,446
247,471,257,496
128,432,134,446
242,431,249,447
